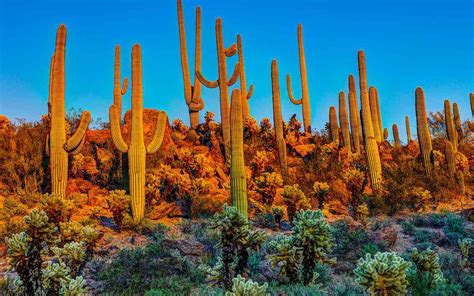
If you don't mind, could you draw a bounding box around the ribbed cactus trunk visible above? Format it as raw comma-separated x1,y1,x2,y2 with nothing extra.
358,50,382,192
109,44,167,222
445,140,455,178
329,106,339,144
369,86,382,142
339,91,351,152
49,24,91,199
286,24,311,132
178,0,204,129
444,99,457,152
415,87,433,177
452,103,462,142
113,45,128,120
470,93,474,116
196,18,240,163
392,124,400,148
237,34,254,120
374,87,383,138
230,89,248,220
383,128,389,141
349,75,363,143
271,60,288,176
405,116,411,143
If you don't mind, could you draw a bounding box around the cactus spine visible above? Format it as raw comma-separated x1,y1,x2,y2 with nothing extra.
230,88,248,220
271,60,288,176
339,91,351,152
453,103,462,141
113,45,129,121
109,44,167,222
196,18,240,162
445,140,455,178
444,99,457,152
358,50,382,192
237,34,254,120
415,87,433,177
286,24,311,132
369,86,382,142
405,116,411,143
48,24,91,199
329,106,339,144
392,124,400,148
178,0,204,129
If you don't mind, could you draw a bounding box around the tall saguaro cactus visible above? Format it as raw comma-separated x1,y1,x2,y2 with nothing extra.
48,24,91,199
369,86,382,142
445,140,456,178
196,18,240,162
271,60,288,176
349,75,363,143
358,50,382,192
405,116,411,143
286,24,311,132
470,93,474,116
415,87,433,177
452,103,463,141
339,91,351,152
329,106,339,144
230,88,248,220
444,99,457,152
237,34,254,119
109,44,167,222
392,124,400,148
113,45,129,121
177,0,204,129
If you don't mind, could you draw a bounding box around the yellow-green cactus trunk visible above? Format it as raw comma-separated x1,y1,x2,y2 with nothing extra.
349,75,363,143
445,140,455,178
271,60,288,176
237,35,254,120
444,99,457,152
369,86,382,142
392,124,400,148
230,89,248,220
453,103,462,144
415,87,433,177
405,116,411,143
329,106,339,144
339,91,351,152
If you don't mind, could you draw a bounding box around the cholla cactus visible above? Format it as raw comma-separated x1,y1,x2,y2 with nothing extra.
312,181,330,209
410,186,432,212
225,275,267,296
458,238,472,271
329,106,339,144
410,248,444,288
293,210,334,285
52,242,86,277
354,252,411,296
60,221,83,243
39,193,74,227
267,234,301,283
42,262,70,294
61,276,87,296
281,184,310,222
255,172,283,206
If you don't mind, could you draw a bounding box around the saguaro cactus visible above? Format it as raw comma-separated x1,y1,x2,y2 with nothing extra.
415,87,433,177
470,93,474,116
339,91,351,152
286,24,311,132
196,18,240,162
383,128,389,141
329,106,339,144
271,60,288,175
374,87,383,138
358,50,382,192
369,86,382,142
392,124,400,148
445,140,455,178
349,75,363,143
453,103,462,141
178,0,204,129
405,116,411,143
444,99,457,152
237,34,254,119
109,44,167,222
48,24,91,199
113,46,129,121
230,88,248,220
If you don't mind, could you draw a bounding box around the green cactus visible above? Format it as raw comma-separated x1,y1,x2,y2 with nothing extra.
230,88,248,220
383,128,389,141
354,252,411,296
196,18,240,162
405,116,411,143
267,234,301,283
339,91,351,152
410,248,444,288
392,124,400,148
458,238,471,270
271,60,288,176
313,181,330,209
237,34,254,120
281,184,310,223
109,44,167,222
444,99,458,152
349,74,363,145
453,102,463,143
329,106,339,144
470,93,474,116
369,86,382,142
415,87,433,177
177,0,204,129
445,140,456,178
225,275,268,296
47,25,91,199
358,50,382,192
286,24,311,132
112,45,128,122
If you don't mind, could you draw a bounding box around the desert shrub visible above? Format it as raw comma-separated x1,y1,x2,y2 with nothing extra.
172,118,188,134
326,275,366,296
354,252,411,296
401,220,416,235
413,229,440,244
442,213,468,246
106,190,131,230
225,275,268,296
458,238,472,271
438,250,474,295
39,193,75,227
254,172,283,207
281,184,310,222
411,213,446,228
243,117,260,143
341,168,367,219
408,187,432,212
250,151,275,177
312,181,330,209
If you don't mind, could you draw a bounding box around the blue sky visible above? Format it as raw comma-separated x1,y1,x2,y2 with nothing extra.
0,0,472,140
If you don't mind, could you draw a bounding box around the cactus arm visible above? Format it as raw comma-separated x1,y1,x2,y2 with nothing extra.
196,70,218,88
247,84,254,100
146,111,167,154
227,62,241,86
45,134,50,156
64,111,91,153
286,74,302,105
121,78,128,95
225,43,237,57
177,0,193,103
191,5,203,105
109,105,128,153
69,132,86,155
189,97,204,111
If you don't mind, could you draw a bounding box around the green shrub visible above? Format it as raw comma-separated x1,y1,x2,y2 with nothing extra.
107,190,131,230
225,275,267,296
409,248,444,289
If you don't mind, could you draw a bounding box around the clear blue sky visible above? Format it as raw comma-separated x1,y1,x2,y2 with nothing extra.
0,0,473,139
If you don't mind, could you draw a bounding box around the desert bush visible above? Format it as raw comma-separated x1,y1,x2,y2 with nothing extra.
341,168,367,219
250,151,275,177
106,190,131,230
312,181,330,209
39,193,75,227
254,172,283,207
281,184,310,222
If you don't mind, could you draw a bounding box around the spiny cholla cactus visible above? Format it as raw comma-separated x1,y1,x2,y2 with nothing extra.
255,172,283,207
225,275,268,296
410,248,444,288
267,234,301,283
39,193,74,227
354,252,411,296
42,262,87,295
293,210,334,285
281,184,310,222
312,181,330,209
52,241,86,277
458,238,472,271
